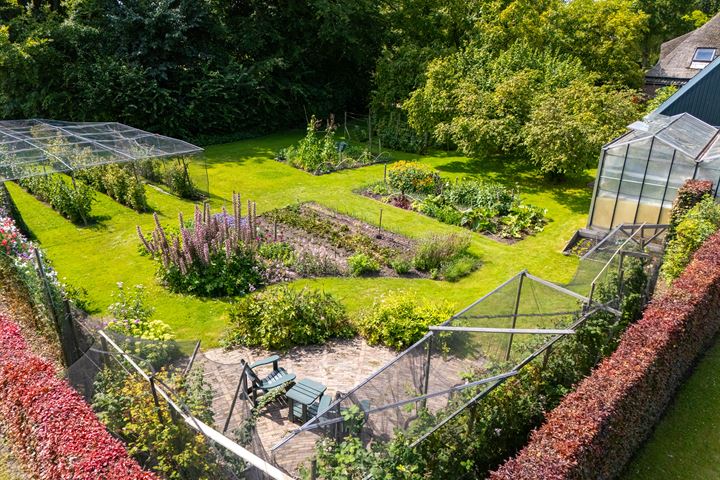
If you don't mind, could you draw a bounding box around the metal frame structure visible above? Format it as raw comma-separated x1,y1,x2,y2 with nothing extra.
0,119,203,181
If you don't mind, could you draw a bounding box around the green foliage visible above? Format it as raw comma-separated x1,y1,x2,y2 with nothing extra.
258,241,296,267
524,80,641,177
281,116,388,174
441,255,480,282
661,197,720,281
406,232,481,280
164,159,200,200
390,257,412,275
223,286,354,350
76,164,149,212
348,252,381,276
387,161,441,196
644,86,678,115
357,292,454,350
17,175,93,224
92,367,219,480
292,251,343,277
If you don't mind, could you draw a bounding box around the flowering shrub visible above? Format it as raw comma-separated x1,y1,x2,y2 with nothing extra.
223,286,354,350
387,161,441,196
492,230,720,480
0,217,30,257
138,195,265,297
0,314,157,480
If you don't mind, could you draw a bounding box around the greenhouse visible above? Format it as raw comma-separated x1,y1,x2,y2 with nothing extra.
589,112,720,231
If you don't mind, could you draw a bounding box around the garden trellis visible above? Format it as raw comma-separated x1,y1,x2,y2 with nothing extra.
0,119,203,181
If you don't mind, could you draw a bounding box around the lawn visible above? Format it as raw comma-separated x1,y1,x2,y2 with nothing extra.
621,339,720,480
5,131,591,346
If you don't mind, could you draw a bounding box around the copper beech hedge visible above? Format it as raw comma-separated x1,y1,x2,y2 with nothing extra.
492,229,720,480
0,314,157,480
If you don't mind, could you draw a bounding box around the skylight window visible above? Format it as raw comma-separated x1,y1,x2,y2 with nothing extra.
693,48,716,63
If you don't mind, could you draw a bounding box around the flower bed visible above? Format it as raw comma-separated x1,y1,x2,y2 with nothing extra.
0,314,156,480
360,161,547,240
492,229,720,480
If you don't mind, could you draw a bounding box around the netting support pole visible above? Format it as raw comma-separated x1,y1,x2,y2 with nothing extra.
149,375,166,425
542,345,553,370
505,272,525,361
62,299,81,364
421,335,433,410
224,365,249,434
34,249,68,365
617,252,626,310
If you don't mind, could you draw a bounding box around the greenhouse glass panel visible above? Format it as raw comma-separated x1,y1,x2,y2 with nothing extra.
613,139,652,225
656,114,718,158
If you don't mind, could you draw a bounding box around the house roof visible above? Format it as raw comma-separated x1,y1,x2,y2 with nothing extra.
647,57,720,126
646,13,720,83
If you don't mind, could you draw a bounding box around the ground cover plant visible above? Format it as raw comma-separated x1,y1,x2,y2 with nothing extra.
223,286,354,350
277,116,390,174
362,161,547,239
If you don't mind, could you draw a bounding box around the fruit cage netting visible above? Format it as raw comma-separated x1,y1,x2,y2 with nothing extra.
65,318,282,480
268,223,667,475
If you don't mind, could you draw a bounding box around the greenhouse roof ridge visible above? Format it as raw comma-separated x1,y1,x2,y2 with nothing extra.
0,119,203,181
607,112,720,163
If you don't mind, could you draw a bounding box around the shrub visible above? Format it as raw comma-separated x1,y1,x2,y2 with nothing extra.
493,231,720,480
138,198,265,297
18,174,93,224
441,255,480,282
387,161,441,196
445,179,516,213
661,196,720,282
76,164,149,212
164,159,200,199
0,315,157,480
667,179,714,241
292,251,343,277
357,293,454,350
348,252,381,276
390,257,412,275
223,286,354,350
413,234,472,273
0,217,30,257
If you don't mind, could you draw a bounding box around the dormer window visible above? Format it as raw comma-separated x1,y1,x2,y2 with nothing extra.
691,48,716,69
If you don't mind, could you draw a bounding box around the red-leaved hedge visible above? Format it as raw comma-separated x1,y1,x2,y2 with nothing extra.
0,314,158,480
492,229,720,480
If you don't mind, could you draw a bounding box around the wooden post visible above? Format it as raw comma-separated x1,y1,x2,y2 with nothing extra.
367,110,372,151
225,365,249,433
378,209,383,236
505,273,525,362
420,335,433,410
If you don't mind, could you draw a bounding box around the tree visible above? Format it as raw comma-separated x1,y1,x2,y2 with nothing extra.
523,80,641,177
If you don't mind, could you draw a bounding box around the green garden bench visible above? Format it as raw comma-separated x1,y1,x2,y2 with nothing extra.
244,355,296,405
